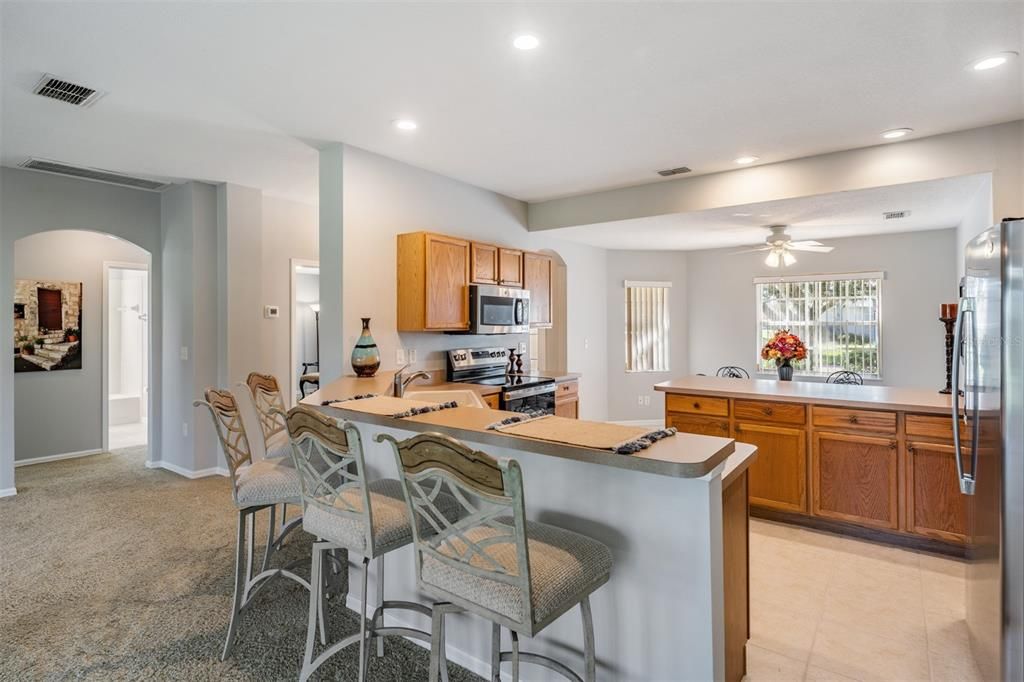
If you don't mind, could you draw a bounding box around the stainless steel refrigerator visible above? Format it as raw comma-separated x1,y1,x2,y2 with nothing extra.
954,218,1023,681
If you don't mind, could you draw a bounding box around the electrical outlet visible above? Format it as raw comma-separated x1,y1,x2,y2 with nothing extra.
180,346,189,361
182,422,189,438
518,341,527,354
584,338,590,350
643,395,651,406
408,349,418,363
396,348,407,365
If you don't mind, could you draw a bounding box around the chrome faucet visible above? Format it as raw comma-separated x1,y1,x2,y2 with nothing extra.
393,365,431,397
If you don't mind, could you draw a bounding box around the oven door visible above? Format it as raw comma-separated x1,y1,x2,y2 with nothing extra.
502,385,555,415
469,284,530,334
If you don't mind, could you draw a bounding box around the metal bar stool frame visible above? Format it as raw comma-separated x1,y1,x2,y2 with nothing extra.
285,406,450,682
379,431,606,682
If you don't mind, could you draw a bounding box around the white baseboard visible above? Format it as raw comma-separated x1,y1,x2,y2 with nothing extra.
14,448,104,467
343,588,495,680
609,419,664,429
145,460,229,479
0,487,17,498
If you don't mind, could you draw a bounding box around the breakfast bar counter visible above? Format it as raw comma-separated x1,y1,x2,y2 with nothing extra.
304,376,758,681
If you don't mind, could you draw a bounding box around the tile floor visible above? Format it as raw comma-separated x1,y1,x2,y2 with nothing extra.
746,519,982,682
109,420,147,450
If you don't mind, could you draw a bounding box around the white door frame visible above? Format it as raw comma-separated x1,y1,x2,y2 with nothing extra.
289,258,320,405
102,261,152,454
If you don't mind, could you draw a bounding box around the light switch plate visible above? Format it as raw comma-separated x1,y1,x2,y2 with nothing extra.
408,349,418,363
264,305,280,319
180,346,189,361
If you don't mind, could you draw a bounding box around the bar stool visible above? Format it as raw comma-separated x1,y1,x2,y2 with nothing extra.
193,388,309,660
245,372,292,460
378,431,613,682
716,365,750,379
285,406,456,682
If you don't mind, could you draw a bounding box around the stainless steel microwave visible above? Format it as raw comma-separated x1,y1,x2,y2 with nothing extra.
468,284,531,334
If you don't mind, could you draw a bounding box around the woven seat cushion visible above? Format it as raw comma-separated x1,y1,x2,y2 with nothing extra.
303,479,454,557
264,430,292,460
235,458,302,508
421,519,612,626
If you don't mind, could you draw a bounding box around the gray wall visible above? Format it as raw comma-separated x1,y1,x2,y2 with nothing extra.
1,167,162,490
12,231,149,460
606,251,688,421
684,228,959,390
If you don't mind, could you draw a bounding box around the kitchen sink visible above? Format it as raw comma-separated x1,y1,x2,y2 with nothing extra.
403,389,485,409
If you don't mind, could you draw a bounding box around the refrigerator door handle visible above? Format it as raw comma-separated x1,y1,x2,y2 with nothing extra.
952,296,976,495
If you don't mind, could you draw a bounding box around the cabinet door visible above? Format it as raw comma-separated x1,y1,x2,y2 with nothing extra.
667,413,731,438
425,234,470,330
555,397,578,419
470,242,498,285
812,431,898,529
482,393,500,410
498,248,524,288
734,422,807,513
523,252,552,328
906,441,968,542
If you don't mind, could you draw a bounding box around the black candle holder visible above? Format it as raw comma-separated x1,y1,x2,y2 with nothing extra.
939,316,956,394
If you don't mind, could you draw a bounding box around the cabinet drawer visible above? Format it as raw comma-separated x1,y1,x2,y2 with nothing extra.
813,406,896,433
734,399,805,425
666,394,730,417
667,413,731,438
556,380,578,398
905,414,968,441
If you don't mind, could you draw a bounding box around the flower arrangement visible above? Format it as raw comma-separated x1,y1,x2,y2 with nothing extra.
761,329,807,365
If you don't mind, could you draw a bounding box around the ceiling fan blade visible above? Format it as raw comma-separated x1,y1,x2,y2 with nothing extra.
789,240,824,247
729,246,773,254
788,244,834,253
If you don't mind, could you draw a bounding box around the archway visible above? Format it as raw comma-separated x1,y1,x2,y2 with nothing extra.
8,230,154,474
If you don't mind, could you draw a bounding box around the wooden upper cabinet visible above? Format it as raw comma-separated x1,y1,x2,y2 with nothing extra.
498,248,524,288
735,421,807,513
397,232,470,331
470,242,499,285
812,431,898,530
906,441,968,543
523,252,553,328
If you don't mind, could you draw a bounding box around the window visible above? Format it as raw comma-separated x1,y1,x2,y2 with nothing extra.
625,280,671,372
754,272,882,378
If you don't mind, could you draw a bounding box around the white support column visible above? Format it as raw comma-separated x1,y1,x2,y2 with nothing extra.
0,231,17,496
318,145,345,385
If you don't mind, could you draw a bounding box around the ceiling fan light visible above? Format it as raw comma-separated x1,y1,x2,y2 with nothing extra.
782,250,797,266
765,250,781,268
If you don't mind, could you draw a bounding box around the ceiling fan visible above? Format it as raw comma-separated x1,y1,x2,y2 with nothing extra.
733,225,834,267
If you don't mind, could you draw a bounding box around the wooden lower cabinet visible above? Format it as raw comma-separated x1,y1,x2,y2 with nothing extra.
554,379,579,419
812,431,899,530
722,470,749,682
482,393,500,410
734,422,807,513
906,440,968,542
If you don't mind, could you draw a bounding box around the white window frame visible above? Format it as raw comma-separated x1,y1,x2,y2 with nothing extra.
753,271,884,380
624,280,672,373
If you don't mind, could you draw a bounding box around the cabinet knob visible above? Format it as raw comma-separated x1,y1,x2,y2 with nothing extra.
849,415,859,424
889,441,898,450
693,402,700,409
763,407,773,416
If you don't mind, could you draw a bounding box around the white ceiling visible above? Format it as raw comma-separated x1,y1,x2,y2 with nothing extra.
546,174,991,251
1,2,1021,205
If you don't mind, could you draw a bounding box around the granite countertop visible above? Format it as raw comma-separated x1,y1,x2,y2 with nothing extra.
304,377,737,479
655,375,952,415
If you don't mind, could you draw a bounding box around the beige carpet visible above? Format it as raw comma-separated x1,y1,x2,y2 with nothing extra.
0,448,482,681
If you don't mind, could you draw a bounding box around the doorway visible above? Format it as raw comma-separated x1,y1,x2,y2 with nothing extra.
105,264,149,450
290,260,320,403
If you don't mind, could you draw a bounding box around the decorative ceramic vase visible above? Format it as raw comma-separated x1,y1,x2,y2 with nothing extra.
777,358,794,382
351,317,381,377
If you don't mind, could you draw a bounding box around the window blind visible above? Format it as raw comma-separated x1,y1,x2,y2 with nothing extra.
625,281,671,373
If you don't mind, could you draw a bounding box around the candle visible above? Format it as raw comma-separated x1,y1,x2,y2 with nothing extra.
949,302,958,319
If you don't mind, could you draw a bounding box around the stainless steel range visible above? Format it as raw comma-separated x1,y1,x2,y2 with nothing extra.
446,347,555,415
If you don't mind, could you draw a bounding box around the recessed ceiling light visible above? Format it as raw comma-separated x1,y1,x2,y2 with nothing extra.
393,119,418,131
513,34,540,50
971,51,1018,71
881,128,913,140
734,156,759,165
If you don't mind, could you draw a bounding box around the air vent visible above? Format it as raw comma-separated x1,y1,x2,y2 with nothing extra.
32,73,105,107
656,166,692,177
19,159,169,191
883,210,912,220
